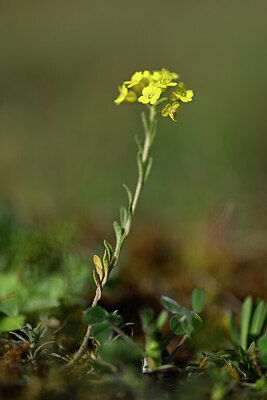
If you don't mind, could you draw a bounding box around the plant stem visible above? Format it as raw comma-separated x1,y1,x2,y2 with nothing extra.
110,324,137,348
66,105,157,367
166,334,188,363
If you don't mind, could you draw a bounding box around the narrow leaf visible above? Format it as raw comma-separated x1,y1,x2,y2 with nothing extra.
135,135,142,152
120,206,128,230
93,255,103,282
104,240,113,262
122,184,133,211
250,300,266,336
230,311,240,345
102,250,109,280
240,296,253,350
140,309,154,332
144,157,153,182
10,331,27,342
155,310,168,330
113,221,122,246
192,288,205,313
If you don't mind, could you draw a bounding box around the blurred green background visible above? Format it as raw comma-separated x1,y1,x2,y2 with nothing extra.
1,0,267,235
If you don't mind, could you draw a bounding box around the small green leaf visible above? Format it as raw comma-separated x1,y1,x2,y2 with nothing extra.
0,315,25,332
185,322,194,338
155,310,168,330
120,206,128,230
247,341,256,352
0,300,19,317
10,331,28,342
135,135,142,152
84,305,108,325
230,311,240,345
257,333,267,354
104,240,113,262
170,315,187,335
250,300,266,337
113,221,122,246
258,333,267,365
92,322,113,344
102,250,109,279
122,184,133,212
240,296,253,350
144,157,153,182
161,296,183,314
192,288,205,313
140,309,154,333
99,340,143,365
106,310,123,326
192,313,203,330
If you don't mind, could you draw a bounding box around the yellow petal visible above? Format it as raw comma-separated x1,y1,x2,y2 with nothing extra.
138,96,149,104
161,104,171,117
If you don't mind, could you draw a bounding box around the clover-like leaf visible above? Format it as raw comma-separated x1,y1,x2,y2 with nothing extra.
161,296,183,314
192,288,205,313
84,305,108,325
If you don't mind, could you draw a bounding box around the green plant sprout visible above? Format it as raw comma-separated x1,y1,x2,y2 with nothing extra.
81,288,204,373
10,323,54,364
141,289,205,372
196,296,267,389
230,296,266,352
67,68,194,367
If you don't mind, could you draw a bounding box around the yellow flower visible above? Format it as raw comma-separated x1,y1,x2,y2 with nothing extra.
161,68,179,80
114,85,128,105
125,90,137,104
138,84,162,105
152,68,178,89
124,70,153,95
114,85,137,105
142,70,153,85
124,71,144,88
161,102,181,122
170,82,194,103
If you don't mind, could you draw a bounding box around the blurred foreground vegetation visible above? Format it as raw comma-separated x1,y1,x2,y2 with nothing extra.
0,204,266,400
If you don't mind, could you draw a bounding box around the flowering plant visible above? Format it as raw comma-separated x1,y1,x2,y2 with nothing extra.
67,68,194,366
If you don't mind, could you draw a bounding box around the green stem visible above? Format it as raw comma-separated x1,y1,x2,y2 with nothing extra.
66,105,157,368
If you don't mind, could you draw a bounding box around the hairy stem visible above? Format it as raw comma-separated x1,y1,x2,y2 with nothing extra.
66,105,157,367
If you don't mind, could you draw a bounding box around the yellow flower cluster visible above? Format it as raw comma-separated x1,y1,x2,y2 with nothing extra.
114,68,194,122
